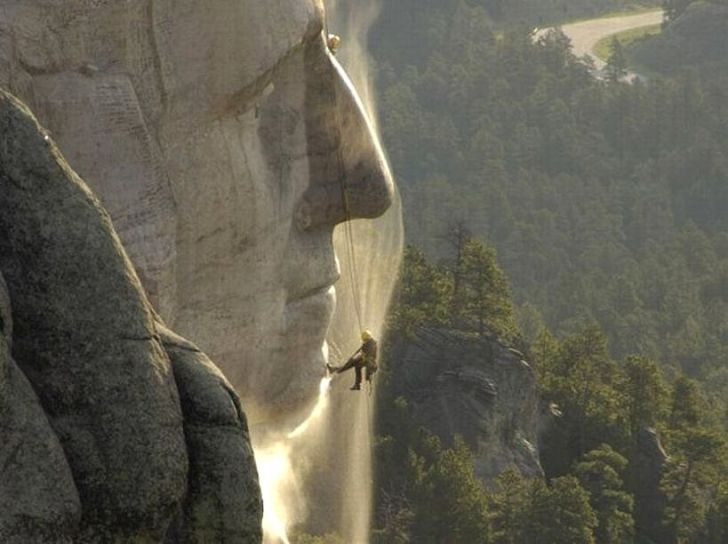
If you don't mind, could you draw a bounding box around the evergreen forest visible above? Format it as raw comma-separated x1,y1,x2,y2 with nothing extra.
321,0,728,542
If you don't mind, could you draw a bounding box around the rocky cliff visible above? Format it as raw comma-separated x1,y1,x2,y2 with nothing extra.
0,0,394,424
385,327,543,482
0,90,262,543
0,3,397,541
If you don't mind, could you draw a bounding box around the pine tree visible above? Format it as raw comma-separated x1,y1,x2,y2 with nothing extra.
389,245,453,335
489,468,529,544
663,0,695,24
459,238,516,339
574,445,635,544
661,377,726,543
605,37,627,82
409,434,491,544
441,219,471,315
539,326,629,475
621,356,668,436
525,476,597,544
661,427,725,543
490,469,597,544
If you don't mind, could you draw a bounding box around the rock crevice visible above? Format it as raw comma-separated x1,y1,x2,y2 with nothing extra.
0,90,262,543
387,327,543,482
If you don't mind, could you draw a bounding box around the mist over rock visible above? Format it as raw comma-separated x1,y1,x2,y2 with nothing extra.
0,2,397,541
386,327,543,482
0,1,394,426
0,90,262,542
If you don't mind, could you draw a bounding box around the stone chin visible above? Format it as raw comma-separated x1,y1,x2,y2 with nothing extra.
250,285,338,426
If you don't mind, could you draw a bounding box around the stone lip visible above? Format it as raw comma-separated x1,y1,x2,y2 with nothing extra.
387,326,544,482
0,90,262,542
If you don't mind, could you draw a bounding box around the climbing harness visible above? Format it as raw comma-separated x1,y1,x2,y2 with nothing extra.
324,17,376,438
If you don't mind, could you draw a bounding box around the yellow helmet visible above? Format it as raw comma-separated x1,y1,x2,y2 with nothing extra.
327,34,341,54
361,329,373,341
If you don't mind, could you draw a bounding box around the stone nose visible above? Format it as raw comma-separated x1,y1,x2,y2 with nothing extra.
296,38,394,231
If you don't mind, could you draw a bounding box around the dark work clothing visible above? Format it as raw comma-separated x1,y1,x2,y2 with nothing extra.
338,356,365,388
337,338,378,387
361,338,377,367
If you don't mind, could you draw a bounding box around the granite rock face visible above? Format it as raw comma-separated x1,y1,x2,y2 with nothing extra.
0,272,80,543
160,325,263,543
0,0,394,424
0,90,262,542
387,327,543,482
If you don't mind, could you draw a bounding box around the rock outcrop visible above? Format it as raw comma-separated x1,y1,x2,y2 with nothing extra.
160,325,262,543
0,90,262,542
386,327,543,482
0,272,80,544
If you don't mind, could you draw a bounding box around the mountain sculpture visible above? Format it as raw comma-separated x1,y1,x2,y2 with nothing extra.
0,88,262,543
0,0,394,425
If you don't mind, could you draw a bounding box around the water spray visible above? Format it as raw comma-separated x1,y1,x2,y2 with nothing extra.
288,377,333,440
256,375,334,544
255,2,402,542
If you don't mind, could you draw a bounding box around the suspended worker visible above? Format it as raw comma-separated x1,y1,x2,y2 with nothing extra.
327,330,378,390
327,34,341,55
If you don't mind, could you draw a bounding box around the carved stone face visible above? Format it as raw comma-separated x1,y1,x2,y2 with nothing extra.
1,0,393,423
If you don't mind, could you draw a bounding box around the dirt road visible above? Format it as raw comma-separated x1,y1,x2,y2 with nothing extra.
536,10,663,70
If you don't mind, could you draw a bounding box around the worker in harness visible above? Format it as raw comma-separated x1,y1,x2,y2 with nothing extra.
327,330,378,390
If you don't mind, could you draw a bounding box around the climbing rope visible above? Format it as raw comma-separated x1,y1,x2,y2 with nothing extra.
341,186,364,333
336,91,377,445
329,32,364,334
325,24,376,444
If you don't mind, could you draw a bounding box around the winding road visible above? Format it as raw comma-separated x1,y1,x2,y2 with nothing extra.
536,9,664,70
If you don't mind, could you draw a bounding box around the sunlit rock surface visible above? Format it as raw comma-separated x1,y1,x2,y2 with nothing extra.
386,327,543,481
0,3,396,542
0,90,262,542
0,1,393,425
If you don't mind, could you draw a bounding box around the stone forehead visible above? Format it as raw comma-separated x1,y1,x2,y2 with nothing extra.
8,0,325,87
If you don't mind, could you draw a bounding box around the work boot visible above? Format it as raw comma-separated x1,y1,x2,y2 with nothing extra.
350,384,361,391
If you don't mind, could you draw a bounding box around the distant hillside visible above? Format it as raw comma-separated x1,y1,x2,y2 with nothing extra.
366,1,658,66
351,0,728,382
629,1,728,77
480,0,658,25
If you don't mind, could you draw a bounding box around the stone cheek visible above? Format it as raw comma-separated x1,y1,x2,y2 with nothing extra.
0,3,327,422
0,2,395,430
0,0,322,321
